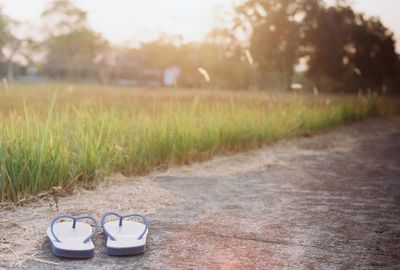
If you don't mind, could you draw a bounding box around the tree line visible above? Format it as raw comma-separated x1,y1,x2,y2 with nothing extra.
0,0,399,93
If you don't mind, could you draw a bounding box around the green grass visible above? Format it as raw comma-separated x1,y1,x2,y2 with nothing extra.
0,84,386,202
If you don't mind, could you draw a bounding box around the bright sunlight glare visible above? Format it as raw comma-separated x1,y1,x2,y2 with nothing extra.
1,0,399,49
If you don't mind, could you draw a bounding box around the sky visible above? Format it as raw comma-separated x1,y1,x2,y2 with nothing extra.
1,0,400,50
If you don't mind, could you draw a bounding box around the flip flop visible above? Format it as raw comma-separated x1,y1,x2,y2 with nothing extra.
101,211,149,256
46,214,98,259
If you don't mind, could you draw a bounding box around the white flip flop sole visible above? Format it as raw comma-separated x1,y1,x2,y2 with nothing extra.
101,212,149,256
103,220,148,255
46,221,95,258
46,215,97,259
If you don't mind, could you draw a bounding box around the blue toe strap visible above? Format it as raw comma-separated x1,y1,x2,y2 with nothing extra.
101,212,149,241
50,214,98,243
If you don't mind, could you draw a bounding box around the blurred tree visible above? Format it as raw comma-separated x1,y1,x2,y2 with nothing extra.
177,28,253,90
41,0,87,36
302,4,355,91
45,28,107,80
350,17,399,92
18,38,41,67
0,8,8,49
302,3,399,93
235,0,312,90
0,8,42,80
0,9,20,80
42,0,108,80
140,35,180,84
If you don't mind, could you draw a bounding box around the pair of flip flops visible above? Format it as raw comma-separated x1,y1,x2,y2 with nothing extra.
46,212,149,259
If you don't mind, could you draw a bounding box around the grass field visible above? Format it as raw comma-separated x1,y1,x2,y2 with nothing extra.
0,83,396,203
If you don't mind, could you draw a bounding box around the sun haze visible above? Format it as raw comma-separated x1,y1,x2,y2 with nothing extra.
1,0,237,44
2,0,399,48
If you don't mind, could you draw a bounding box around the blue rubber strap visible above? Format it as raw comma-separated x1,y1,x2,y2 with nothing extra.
50,214,98,243
101,212,149,241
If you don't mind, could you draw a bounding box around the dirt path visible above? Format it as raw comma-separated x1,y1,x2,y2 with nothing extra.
2,118,400,269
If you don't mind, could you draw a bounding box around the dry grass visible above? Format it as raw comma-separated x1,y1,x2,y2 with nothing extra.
0,82,395,203
0,173,182,266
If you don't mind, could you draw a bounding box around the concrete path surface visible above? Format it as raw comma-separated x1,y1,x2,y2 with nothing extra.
10,118,400,269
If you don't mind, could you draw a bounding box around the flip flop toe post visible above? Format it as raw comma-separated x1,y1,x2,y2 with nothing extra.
101,212,149,256
46,215,97,259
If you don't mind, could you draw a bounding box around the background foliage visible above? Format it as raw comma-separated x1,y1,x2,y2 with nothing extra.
0,0,399,93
